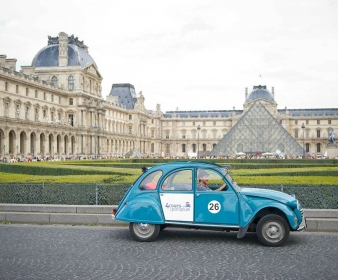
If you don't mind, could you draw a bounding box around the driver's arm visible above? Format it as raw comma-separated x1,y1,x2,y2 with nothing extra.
215,183,227,191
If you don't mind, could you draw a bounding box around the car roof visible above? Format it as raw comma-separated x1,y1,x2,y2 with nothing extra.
147,161,227,171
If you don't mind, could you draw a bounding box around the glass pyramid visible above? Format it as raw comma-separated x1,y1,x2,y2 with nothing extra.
210,101,305,156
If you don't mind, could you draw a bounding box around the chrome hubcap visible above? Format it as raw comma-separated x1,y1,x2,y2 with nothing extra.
263,221,284,242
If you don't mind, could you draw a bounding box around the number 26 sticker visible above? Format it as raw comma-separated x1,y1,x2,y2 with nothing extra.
208,200,221,214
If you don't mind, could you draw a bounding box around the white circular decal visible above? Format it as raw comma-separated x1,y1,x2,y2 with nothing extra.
208,200,221,214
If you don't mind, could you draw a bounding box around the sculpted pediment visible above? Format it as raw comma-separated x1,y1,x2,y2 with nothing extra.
84,64,102,78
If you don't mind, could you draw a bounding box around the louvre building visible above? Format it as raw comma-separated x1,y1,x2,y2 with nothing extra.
0,32,337,160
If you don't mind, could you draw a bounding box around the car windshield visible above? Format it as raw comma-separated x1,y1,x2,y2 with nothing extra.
220,166,240,191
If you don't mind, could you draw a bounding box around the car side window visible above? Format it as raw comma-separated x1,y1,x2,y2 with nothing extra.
196,169,226,191
161,169,192,191
139,170,163,191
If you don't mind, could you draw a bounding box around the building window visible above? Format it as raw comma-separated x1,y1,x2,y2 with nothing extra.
193,122,195,126
295,120,298,125
182,144,186,153
165,131,169,139
129,115,132,120
43,92,46,100
68,76,74,90
26,87,29,96
317,120,320,125
165,144,170,154
69,98,73,105
16,85,19,93
306,143,310,153
306,120,309,125
151,130,154,137
213,121,216,126
328,120,331,124
192,144,196,153
51,94,54,102
51,76,58,86
306,130,309,138
59,96,61,104
129,126,132,134
68,114,74,126
151,119,154,124
203,144,206,152
151,143,154,153
316,143,321,153
295,130,299,138
317,130,321,138
5,82,8,91
35,90,38,98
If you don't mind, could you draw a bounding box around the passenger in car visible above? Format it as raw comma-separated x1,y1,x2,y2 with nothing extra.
196,170,227,191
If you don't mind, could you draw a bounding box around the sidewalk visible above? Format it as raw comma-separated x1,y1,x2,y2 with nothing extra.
1,204,338,231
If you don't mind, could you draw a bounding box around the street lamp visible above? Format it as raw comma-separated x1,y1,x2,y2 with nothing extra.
301,123,305,158
197,125,201,159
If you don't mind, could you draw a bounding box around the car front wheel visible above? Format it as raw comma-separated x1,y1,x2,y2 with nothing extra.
256,214,290,247
129,222,160,242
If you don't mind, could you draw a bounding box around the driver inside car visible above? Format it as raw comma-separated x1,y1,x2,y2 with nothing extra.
196,170,227,191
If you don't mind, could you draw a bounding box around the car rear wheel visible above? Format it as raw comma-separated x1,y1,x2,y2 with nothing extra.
129,222,160,242
256,214,290,247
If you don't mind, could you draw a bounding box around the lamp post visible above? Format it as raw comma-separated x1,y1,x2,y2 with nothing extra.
197,125,201,159
301,123,305,158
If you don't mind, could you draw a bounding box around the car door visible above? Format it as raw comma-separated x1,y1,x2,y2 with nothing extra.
159,168,194,223
194,168,239,226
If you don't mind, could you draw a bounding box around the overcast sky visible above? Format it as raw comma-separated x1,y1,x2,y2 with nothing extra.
1,0,338,112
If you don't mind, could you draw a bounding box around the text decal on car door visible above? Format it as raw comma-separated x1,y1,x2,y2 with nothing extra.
160,193,194,221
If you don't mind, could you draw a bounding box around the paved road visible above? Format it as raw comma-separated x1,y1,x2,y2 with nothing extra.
0,225,337,280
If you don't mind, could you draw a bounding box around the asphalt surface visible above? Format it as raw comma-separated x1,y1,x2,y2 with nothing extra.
0,225,337,280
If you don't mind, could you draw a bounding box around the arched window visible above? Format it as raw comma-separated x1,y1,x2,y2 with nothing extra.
182,144,186,153
68,75,74,90
202,144,207,152
316,143,321,153
51,76,58,86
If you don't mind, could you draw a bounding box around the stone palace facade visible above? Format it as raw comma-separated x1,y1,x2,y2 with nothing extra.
0,32,337,159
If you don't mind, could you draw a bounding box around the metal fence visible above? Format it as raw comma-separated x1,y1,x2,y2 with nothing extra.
0,183,337,209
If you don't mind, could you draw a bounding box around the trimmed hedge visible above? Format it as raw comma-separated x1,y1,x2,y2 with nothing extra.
0,164,130,176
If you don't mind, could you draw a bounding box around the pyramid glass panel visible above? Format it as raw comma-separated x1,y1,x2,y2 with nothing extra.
210,101,305,156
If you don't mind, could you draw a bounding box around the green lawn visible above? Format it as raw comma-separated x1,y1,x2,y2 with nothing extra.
0,160,337,185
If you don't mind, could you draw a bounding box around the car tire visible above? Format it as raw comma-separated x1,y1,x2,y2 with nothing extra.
129,222,160,242
256,214,290,247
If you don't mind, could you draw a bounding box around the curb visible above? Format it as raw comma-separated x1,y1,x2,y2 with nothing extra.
1,204,338,231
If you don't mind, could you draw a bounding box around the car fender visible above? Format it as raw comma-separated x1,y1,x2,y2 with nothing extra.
247,201,299,230
116,193,164,224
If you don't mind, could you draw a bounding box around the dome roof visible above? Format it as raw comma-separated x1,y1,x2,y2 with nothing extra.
31,34,96,67
246,85,274,102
